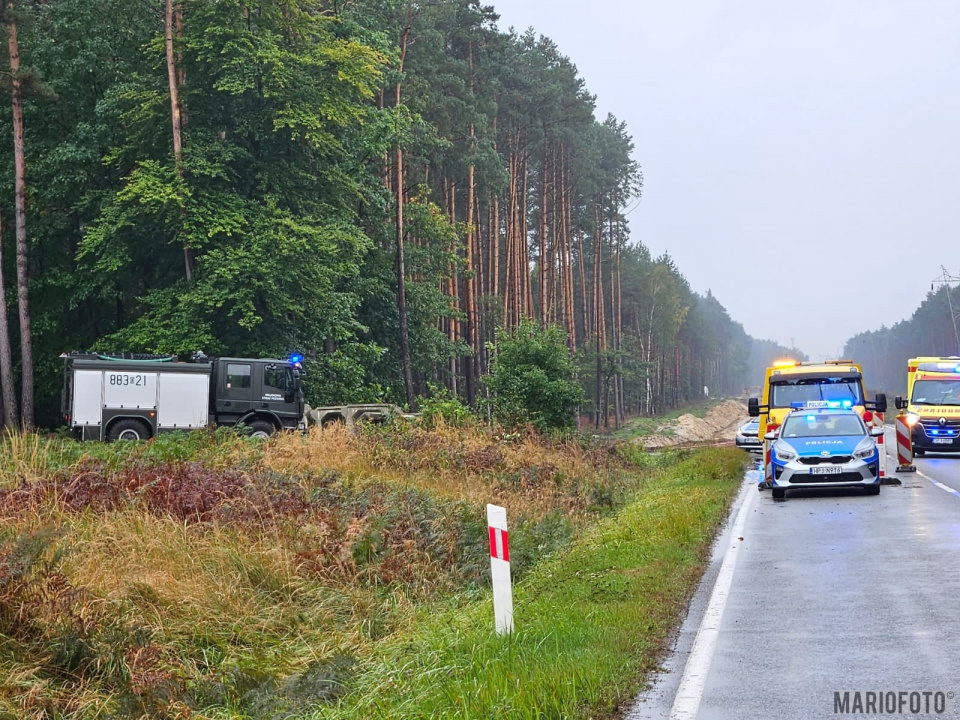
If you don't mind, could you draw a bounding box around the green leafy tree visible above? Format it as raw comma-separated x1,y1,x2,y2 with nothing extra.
484,319,583,432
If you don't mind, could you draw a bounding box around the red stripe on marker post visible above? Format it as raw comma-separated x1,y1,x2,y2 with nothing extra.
487,504,514,635
489,526,510,562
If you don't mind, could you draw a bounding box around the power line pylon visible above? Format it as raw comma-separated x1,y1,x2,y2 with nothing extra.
932,266,960,355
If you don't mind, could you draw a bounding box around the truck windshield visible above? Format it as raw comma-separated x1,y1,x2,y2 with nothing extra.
780,413,867,438
770,378,863,408
911,379,960,406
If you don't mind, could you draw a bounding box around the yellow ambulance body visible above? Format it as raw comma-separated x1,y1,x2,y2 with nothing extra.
896,357,960,456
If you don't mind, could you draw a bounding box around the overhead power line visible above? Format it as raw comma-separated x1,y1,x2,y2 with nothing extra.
932,266,960,355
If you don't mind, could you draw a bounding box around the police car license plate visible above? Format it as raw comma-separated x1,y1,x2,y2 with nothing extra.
810,466,842,475
934,438,953,445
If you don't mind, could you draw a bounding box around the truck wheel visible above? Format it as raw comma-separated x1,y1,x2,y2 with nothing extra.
248,420,275,439
108,418,150,442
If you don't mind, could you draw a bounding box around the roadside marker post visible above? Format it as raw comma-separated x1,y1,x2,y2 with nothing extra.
895,414,917,473
487,504,514,635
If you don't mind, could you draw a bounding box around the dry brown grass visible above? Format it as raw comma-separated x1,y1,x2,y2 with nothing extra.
263,421,625,523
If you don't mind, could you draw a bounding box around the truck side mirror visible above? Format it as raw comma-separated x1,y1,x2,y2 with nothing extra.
748,398,760,417
894,396,905,410
874,393,887,414
764,431,778,441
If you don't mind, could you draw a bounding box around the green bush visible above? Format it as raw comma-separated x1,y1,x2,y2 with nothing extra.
417,385,474,428
483,320,584,432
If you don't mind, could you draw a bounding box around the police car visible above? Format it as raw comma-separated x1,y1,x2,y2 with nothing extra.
767,405,884,499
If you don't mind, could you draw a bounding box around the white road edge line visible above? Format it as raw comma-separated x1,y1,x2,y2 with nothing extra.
916,469,960,500
892,427,960,499
668,479,757,720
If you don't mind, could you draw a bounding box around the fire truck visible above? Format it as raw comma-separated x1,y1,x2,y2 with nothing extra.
61,352,305,440
748,360,887,488
894,357,960,455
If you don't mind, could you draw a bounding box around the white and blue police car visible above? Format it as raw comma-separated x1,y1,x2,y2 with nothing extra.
767,405,884,499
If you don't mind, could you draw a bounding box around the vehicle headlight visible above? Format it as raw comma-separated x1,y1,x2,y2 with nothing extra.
736,433,746,442
774,442,797,462
853,439,876,460
906,412,920,427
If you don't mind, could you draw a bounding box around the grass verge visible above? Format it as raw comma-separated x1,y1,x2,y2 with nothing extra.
314,447,745,720
0,425,744,719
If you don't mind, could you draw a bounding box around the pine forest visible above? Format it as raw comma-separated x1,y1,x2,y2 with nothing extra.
0,0,795,430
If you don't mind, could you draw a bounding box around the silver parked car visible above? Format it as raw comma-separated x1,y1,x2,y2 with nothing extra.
735,418,761,450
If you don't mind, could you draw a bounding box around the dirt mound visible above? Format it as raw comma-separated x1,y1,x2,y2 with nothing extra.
641,399,748,449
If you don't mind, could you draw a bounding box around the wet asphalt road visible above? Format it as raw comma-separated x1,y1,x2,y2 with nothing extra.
628,430,960,719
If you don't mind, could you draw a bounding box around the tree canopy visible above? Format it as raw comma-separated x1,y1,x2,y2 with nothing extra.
0,0,778,429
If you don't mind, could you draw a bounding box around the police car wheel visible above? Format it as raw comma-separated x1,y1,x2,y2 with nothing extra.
248,420,275,439
771,487,786,500
108,418,150,442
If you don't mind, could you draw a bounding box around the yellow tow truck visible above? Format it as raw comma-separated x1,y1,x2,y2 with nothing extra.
749,360,887,488
894,357,960,456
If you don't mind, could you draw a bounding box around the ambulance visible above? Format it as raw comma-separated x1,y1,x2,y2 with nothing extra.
748,360,887,488
894,357,960,456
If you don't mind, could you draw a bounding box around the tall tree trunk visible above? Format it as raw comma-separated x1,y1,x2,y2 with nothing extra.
503,151,517,327
446,177,458,395
463,44,478,405
615,203,624,425
562,148,576,349
521,154,533,318
577,227,588,344
607,195,621,428
593,201,603,430
395,26,415,409
538,149,547,323
0,213,18,429
491,193,500,298
8,6,31,430
165,0,192,283
464,143,477,406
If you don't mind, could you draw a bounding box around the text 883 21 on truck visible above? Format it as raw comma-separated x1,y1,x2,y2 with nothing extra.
61,352,304,441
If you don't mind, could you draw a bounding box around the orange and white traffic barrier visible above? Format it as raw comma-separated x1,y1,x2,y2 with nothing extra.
895,414,916,473
865,411,887,482
761,422,780,489
487,504,514,634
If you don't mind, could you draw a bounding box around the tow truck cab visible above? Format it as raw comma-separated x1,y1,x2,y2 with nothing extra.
747,360,887,487
894,357,960,455
61,352,303,441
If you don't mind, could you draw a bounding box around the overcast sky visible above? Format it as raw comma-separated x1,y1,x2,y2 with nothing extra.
491,0,960,361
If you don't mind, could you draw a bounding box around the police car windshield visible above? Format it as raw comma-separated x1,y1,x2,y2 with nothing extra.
780,413,867,438
911,379,960,406
770,378,862,408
